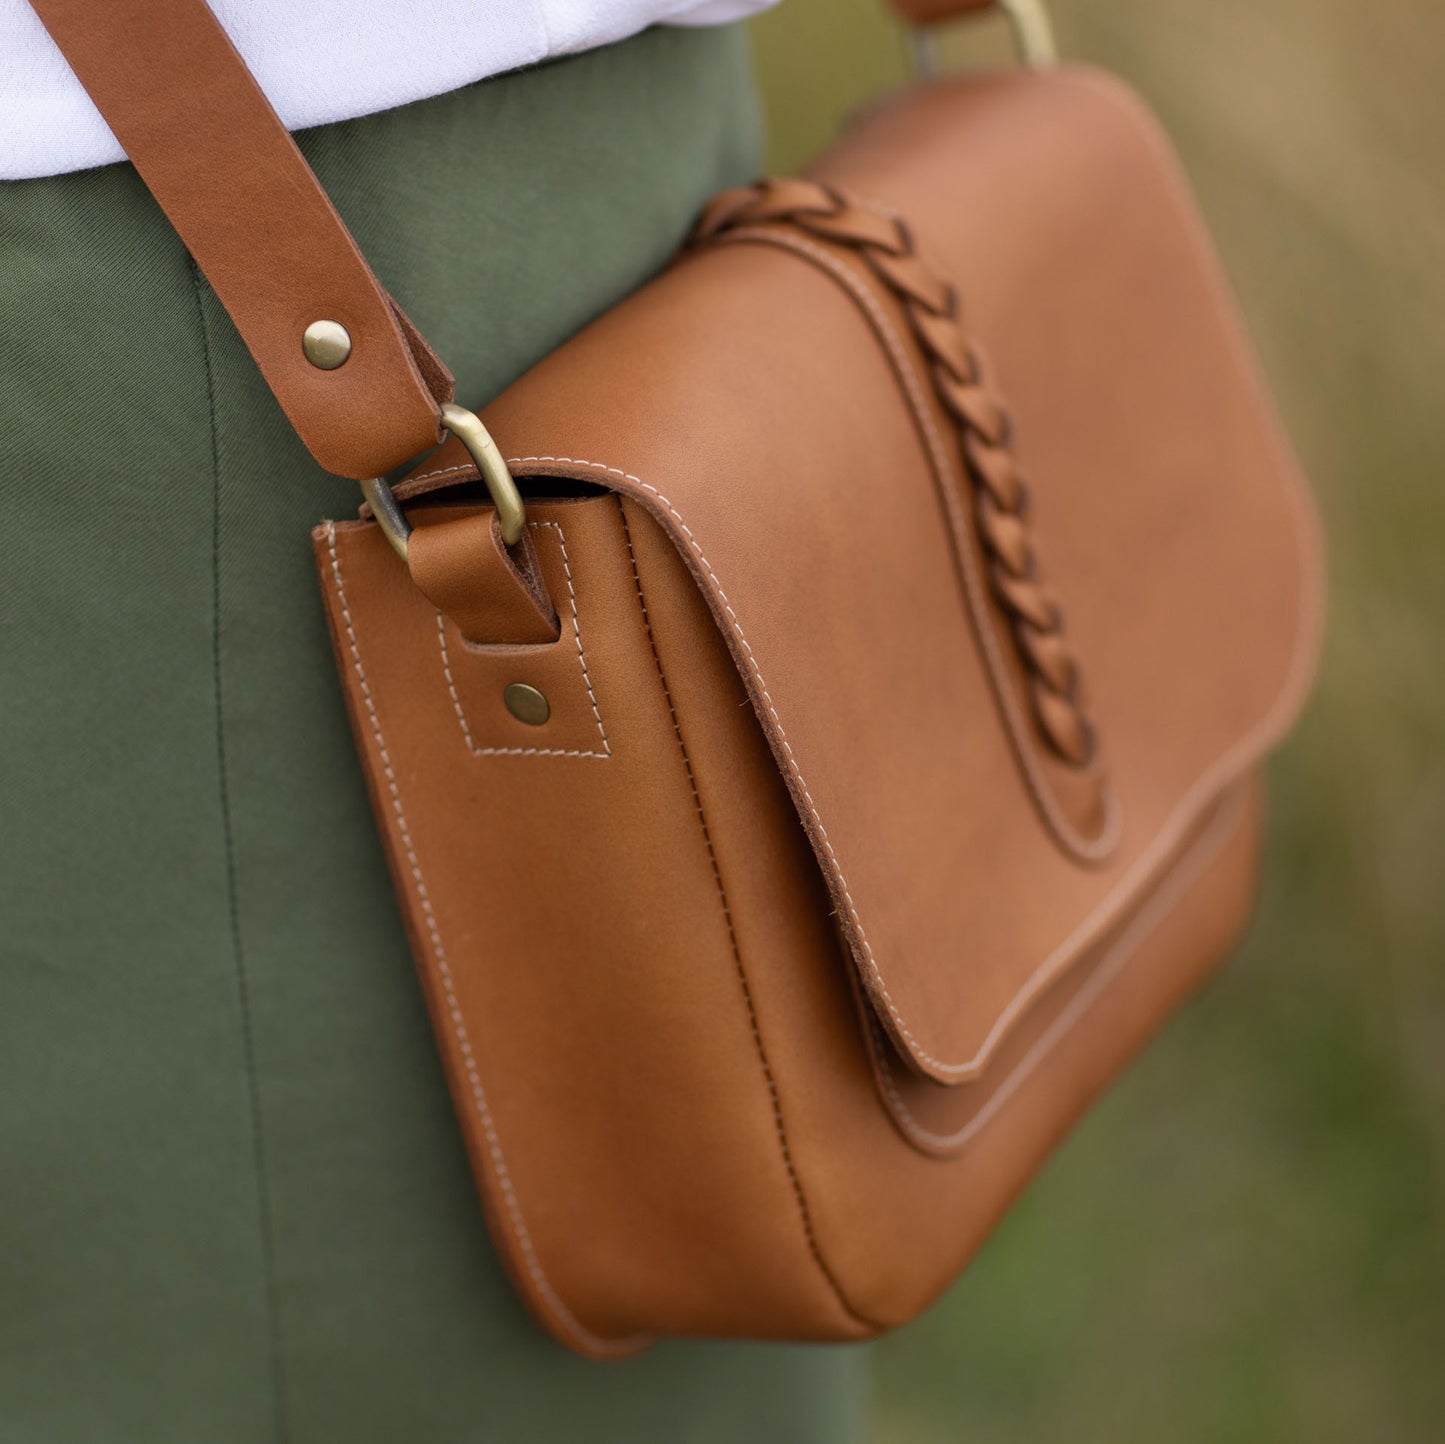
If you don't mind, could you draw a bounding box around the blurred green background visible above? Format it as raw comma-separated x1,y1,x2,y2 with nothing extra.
746,2,1445,1441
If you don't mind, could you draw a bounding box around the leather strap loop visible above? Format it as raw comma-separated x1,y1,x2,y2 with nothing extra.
408,511,562,647
27,0,453,480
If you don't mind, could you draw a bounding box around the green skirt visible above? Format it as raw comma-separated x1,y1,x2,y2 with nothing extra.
0,26,864,1441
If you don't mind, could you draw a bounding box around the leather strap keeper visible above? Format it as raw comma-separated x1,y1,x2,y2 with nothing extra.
408,511,561,646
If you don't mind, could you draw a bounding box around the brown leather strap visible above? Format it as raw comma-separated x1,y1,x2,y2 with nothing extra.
27,0,452,480
26,0,999,481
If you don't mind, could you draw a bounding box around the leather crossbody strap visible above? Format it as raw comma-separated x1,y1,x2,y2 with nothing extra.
26,0,453,480
28,0,1017,480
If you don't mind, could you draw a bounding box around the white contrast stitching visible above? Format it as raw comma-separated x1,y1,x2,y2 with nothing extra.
872,788,1250,1152
403,462,471,489
498,453,1313,1081
619,505,867,1327
437,520,611,760
325,523,640,1357
717,225,1123,863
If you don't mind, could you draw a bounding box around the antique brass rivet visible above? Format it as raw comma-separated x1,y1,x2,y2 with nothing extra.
303,319,352,369
504,682,550,726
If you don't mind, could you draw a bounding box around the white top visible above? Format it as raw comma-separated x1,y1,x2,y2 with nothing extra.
0,0,777,180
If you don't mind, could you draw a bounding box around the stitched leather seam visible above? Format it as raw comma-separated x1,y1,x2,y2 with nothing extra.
715,225,1123,864
871,786,1250,1152
497,454,1315,1082
618,501,875,1332
436,520,612,759
325,523,642,1358
393,461,472,494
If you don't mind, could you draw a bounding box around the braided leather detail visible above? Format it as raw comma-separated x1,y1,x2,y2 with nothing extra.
693,178,1098,770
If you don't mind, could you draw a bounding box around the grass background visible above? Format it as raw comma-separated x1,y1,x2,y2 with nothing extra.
746,2,1445,1440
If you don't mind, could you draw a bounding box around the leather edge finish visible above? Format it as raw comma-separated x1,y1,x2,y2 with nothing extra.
617,494,884,1337
864,777,1260,1155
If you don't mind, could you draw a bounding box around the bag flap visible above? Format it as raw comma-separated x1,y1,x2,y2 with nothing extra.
397,68,1323,1085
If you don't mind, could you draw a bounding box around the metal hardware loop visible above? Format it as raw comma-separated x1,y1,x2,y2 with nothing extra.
360,402,526,562
909,0,1058,78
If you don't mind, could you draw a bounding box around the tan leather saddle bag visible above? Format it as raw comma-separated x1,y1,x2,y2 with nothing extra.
35,0,1322,1358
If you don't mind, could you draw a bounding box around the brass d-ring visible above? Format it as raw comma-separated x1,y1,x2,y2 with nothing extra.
360,402,526,562
909,0,1057,77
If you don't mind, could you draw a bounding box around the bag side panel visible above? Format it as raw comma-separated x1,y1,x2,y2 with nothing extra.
312,496,864,1354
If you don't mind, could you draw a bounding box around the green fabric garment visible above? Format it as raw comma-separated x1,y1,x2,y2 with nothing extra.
0,26,865,1442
